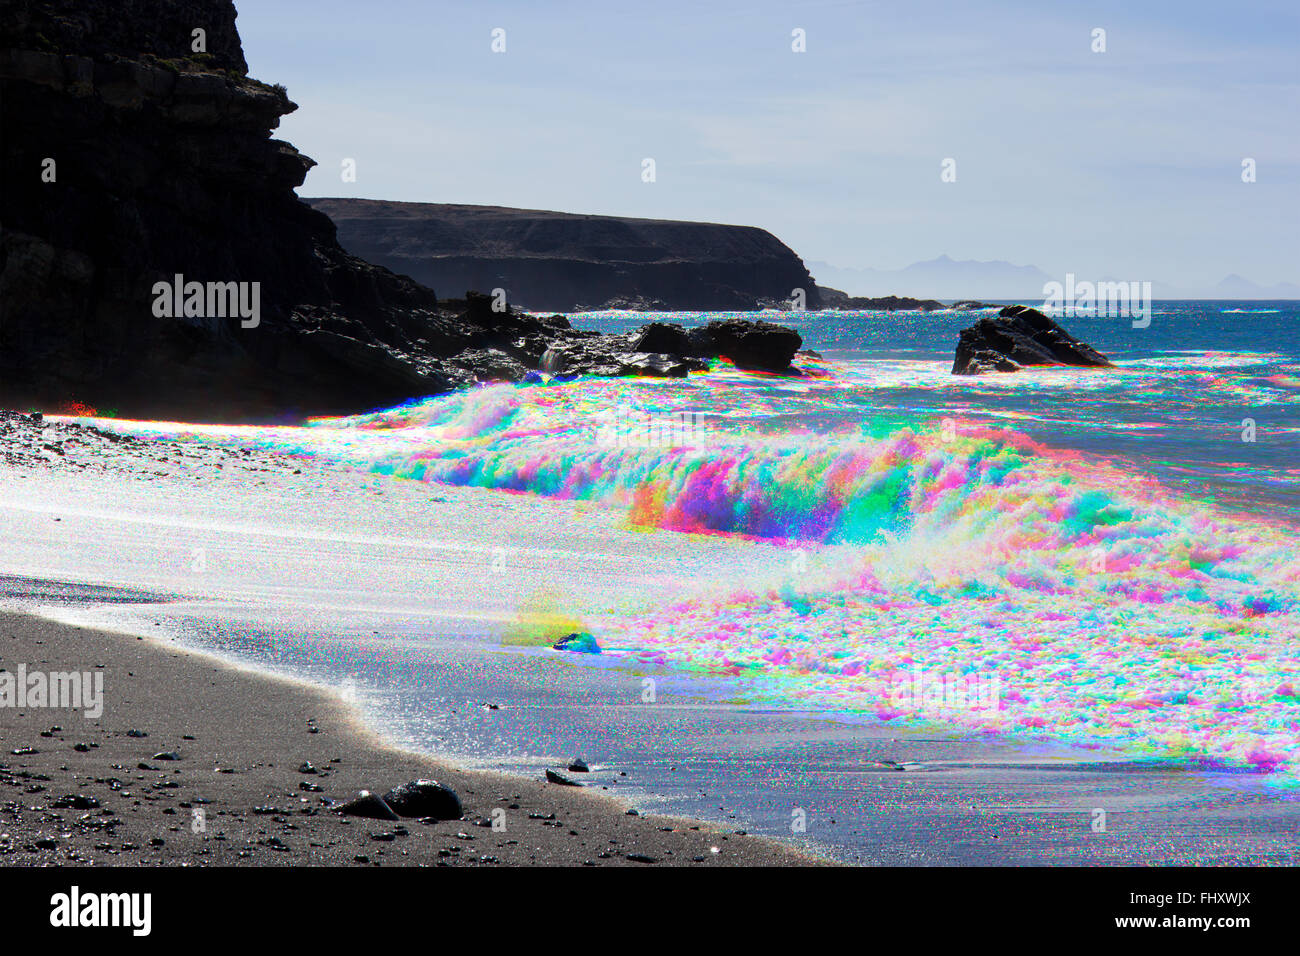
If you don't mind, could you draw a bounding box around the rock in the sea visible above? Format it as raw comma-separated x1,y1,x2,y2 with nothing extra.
568,758,590,773
697,319,803,372
631,322,691,354
552,632,601,654
382,780,463,820
336,791,401,821
952,305,1113,375
630,320,802,373
817,288,946,312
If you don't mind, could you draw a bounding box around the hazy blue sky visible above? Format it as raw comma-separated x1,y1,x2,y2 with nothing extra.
236,1,1298,290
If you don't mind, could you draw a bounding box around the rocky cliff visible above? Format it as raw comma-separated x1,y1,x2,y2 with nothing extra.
0,0,465,418
306,199,824,314
0,0,805,421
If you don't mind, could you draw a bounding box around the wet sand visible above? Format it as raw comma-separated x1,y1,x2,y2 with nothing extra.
0,609,820,866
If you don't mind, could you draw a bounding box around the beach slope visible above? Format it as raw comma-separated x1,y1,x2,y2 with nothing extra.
0,610,820,867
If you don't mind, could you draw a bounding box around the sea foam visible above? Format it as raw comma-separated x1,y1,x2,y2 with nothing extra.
94,367,1300,780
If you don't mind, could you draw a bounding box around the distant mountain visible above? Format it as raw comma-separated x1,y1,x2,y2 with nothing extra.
809,256,1052,300
1213,274,1300,299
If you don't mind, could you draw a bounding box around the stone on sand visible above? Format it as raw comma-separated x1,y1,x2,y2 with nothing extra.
382,779,464,820
336,790,400,821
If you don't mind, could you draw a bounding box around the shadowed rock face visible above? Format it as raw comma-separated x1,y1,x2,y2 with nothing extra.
0,1,805,420
952,305,1113,375
536,316,803,380
0,0,458,419
306,198,824,314
631,320,802,373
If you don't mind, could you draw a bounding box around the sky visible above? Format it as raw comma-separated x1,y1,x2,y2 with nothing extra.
235,0,1299,292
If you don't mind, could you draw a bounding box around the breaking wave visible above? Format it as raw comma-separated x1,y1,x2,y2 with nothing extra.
315,379,1300,780
93,367,1300,781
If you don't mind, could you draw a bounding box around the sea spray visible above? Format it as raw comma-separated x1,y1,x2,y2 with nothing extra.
88,370,1300,780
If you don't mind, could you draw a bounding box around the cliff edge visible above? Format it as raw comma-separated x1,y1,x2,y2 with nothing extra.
306,198,824,314
0,1,807,420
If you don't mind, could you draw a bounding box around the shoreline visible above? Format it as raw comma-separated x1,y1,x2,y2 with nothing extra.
0,608,825,867
2,389,1298,866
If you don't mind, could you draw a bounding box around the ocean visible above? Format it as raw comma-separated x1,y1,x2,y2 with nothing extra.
4,300,1298,863
575,301,1300,520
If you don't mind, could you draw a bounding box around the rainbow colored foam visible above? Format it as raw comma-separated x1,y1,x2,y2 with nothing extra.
89,366,1300,781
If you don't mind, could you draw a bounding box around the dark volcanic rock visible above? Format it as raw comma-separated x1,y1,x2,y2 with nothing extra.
590,294,671,312
955,349,1023,375
698,319,802,372
336,791,400,821
0,0,457,419
0,0,810,419
540,341,703,380
817,288,947,312
953,306,1113,375
632,323,691,354
51,794,100,810
540,317,802,378
382,779,463,820
629,320,801,373
306,198,824,313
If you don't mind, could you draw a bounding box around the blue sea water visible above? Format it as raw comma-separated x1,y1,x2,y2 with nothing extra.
574,301,1300,522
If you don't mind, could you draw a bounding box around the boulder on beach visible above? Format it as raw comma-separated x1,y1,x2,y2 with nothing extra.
336,790,400,821
952,305,1113,375
382,779,463,820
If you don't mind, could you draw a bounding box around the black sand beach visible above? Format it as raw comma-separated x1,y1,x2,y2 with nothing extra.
0,610,821,867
